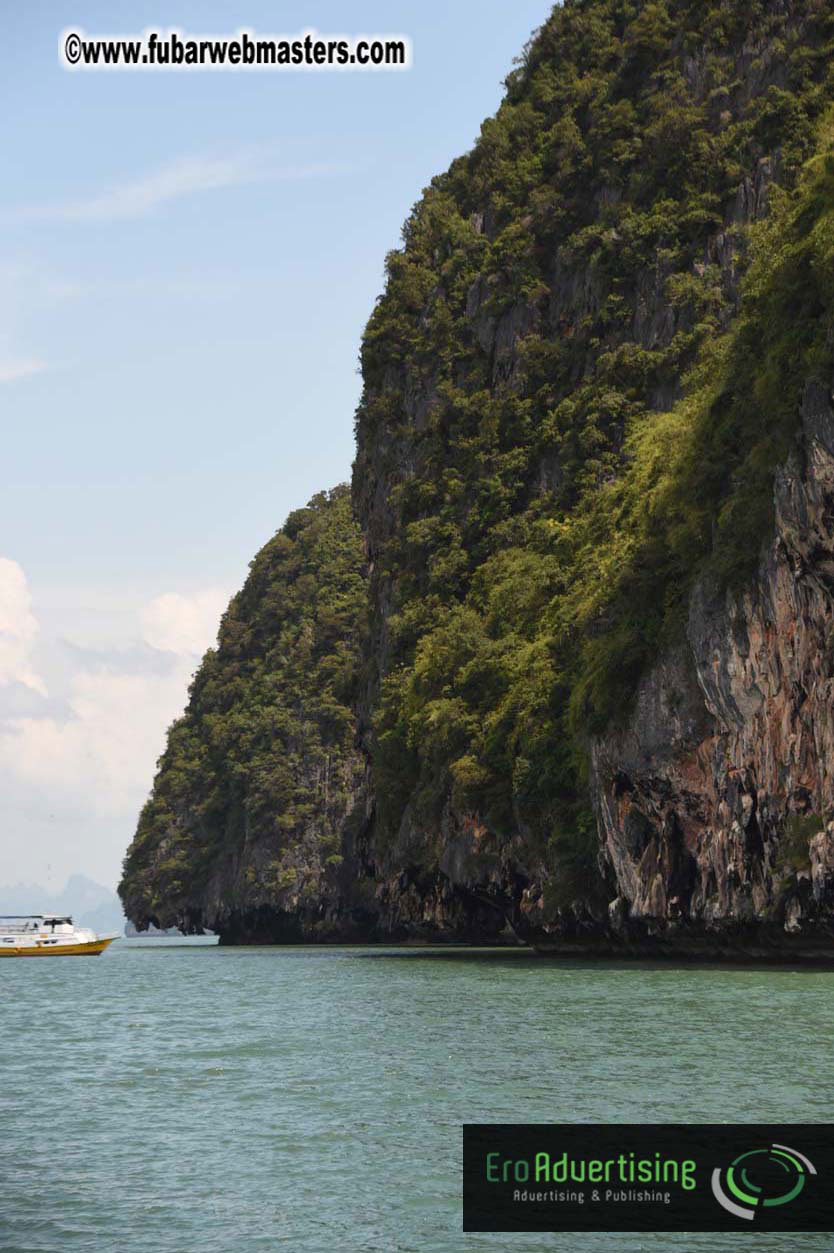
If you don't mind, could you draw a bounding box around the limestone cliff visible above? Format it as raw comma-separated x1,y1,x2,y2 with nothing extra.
588,380,834,954
119,488,370,941
120,0,834,956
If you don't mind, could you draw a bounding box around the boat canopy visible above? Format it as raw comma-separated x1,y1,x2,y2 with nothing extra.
0,914,73,923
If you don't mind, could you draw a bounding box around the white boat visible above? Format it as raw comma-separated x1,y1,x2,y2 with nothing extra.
0,914,118,957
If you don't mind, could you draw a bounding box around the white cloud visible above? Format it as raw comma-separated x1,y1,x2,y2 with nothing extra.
0,559,47,695
0,356,47,384
48,152,260,223
0,665,191,816
0,264,52,385
9,151,343,225
142,588,227,656
0,572,228,827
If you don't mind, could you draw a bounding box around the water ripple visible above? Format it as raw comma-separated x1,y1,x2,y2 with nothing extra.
0,944,831,1252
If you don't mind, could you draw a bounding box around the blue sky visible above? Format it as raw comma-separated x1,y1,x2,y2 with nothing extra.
0,1,552,893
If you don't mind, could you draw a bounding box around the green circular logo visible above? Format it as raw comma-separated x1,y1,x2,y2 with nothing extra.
711,1143,817,1221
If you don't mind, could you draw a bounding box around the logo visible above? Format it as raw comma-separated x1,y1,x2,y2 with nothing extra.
464,1124,833,1232
711,1143,817,1221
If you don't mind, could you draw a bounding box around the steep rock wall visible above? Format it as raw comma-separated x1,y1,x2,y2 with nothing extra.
349,0,834,952
588,380,834,951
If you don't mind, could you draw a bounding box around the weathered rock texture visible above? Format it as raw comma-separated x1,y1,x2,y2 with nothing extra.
588,381,834,954
345,0,834,956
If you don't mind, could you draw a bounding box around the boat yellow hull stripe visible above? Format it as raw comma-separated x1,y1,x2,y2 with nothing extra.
0,937,116,957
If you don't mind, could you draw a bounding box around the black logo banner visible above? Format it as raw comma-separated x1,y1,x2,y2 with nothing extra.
463,1124,834,1232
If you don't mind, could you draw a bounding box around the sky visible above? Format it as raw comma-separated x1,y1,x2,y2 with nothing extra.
0,1,553,893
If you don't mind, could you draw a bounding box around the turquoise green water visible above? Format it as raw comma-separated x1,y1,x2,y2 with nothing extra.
1,943,832,1252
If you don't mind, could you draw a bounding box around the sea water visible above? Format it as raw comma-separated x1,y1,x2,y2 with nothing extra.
1,942,831,1252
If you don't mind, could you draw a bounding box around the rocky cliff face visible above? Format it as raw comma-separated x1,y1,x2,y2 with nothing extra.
347,376,834,956
588,380,834,951
347,0,834,954
120,0,834,956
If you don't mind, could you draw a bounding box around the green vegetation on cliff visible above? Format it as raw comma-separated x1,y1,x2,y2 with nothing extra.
354,0,834,875
121,1,834,938
119,487,366,928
